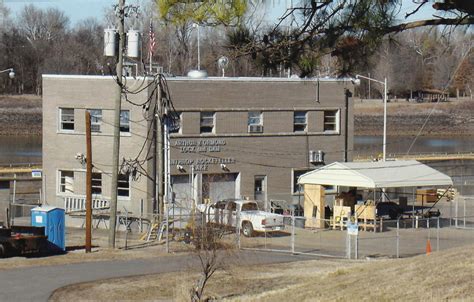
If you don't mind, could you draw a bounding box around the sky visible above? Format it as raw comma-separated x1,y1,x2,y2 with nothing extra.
3,0,438,26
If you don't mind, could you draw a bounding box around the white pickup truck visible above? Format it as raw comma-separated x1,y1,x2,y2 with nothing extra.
197,199,285,237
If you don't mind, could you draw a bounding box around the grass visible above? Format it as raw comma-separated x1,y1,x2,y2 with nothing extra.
49,244,474,301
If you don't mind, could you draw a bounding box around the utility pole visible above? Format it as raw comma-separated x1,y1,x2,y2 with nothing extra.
344,89,351,162
85,111,92,253
109,0,126,248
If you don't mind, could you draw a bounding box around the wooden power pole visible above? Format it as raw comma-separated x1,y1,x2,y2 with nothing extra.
109,0,126,248
85,111,92,253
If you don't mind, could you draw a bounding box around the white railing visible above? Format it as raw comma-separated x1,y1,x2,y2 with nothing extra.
64,196,109,213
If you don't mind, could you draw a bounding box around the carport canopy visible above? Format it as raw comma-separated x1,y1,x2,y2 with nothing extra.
298,160,453,189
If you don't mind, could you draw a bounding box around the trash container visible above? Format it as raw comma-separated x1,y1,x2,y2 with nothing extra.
31,206,66,252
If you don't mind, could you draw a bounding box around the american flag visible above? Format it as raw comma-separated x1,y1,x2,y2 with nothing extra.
148,21,156,59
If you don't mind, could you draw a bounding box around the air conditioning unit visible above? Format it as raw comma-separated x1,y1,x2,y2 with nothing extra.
248,124,263,133
309,150,325,164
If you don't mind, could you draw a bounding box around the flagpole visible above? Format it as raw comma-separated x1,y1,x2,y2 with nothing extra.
149,19,153,73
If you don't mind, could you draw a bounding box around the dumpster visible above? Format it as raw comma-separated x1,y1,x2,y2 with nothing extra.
31,206,66,252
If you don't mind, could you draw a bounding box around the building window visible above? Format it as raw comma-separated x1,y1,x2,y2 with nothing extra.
59,170,74,193
292,169,311,194
91,172,102,195
324,110,340,133
120,110,130,133
248,111,263,133
118,174,130,197
294,111,307,132
200,112,215,134
170,112,181,134
254,175,266,200
88,109,102,132
60,108,74,131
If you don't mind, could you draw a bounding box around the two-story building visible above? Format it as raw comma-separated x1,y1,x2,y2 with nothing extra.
42,75,355,222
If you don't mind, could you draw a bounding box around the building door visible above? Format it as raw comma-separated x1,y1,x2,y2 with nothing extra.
254,175,267,209
202,173,237,203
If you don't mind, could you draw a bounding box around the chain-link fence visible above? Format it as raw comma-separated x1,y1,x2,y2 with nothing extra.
236,215,474,259
8,203,38,227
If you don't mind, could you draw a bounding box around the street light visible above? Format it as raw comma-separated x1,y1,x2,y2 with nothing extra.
192,23,201,71
0,68,15,79
356,74,388,161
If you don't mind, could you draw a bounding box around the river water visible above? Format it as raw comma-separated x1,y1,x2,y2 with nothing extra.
0,135,472,194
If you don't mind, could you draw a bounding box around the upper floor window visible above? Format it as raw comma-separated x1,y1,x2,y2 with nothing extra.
120,110,130,133
324,110,340,133
170,112,181,134
294,111,307,132
60,108,74,131
88,109,102,132
91,172,102,195
59,170,74,193
200,112,215,134
248,111,263,133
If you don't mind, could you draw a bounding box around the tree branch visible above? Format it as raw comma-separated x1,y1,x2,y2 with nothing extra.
386,17,474,34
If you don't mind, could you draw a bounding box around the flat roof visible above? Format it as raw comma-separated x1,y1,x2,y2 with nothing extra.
42,74,355,83
298,160,453,189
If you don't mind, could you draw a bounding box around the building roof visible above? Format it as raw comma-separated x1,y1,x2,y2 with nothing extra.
42,74,356,83
298,160,453,189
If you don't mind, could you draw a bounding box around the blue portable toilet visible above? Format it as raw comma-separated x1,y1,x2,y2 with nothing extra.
31,206,66,252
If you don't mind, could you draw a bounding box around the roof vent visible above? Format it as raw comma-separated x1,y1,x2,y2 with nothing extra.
187,69,208,79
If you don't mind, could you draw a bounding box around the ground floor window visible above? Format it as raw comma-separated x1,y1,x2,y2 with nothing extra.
118,174,130,197
59,170,74,193
292,169,311,194
254,175,266,201
91,172,102,195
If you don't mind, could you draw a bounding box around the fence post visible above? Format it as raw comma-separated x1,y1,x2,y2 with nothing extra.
236,209,241,249
346,232,351,259
355,233,358,260
396,218,400,258
291,215,295,254
455,197,459,228
463,198,466,228
437,216,440,252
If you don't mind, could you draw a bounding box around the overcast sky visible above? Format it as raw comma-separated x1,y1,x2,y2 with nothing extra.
4,0,436,26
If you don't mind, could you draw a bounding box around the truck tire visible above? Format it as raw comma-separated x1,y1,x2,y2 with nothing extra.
0,244,6,258
242,222,254,237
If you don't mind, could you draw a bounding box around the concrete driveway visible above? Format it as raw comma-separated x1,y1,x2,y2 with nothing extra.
0,250,312,302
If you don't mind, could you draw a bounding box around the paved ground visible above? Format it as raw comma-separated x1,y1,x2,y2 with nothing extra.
0,250,314,302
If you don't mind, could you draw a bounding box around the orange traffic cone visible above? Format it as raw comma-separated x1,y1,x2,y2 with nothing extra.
426,239,432,255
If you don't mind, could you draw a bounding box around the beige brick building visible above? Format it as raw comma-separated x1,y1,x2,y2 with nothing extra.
42,75,354,220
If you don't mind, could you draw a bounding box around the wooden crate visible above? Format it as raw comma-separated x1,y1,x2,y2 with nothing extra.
416,189,437,203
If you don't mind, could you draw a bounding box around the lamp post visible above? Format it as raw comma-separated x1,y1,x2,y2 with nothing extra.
0,68,15,79
192,23,201,71
356,74,388,161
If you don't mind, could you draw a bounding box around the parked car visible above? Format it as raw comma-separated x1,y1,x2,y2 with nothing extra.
197,199,285,237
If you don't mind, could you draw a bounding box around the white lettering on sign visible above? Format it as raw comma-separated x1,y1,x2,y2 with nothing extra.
175,139,226,153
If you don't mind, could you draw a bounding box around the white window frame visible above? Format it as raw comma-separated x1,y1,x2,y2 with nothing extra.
117,173,130,198
59,108,75,131
324,110,340,133
88,109,102,133
248,111,262,126
120,110,130,133
200,112,215,134
294,111,307,132
59,170,74,194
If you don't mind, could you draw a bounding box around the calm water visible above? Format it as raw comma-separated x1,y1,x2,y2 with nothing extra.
354,135,474,156
0,136,42,165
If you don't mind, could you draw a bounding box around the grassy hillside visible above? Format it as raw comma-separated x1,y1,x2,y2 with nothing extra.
50,245,474,301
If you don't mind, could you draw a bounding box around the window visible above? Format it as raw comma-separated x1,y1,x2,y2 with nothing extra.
117,174,130,197
59,170,74,193
248,111,263,133
88,109,102,132
254,175,266,200
120,110,130,133
292,169,311,194
324,110,340,133
294,111,307,132
200,112,215,134
60,108,74,131
91,172,102,195
170,112,181,134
